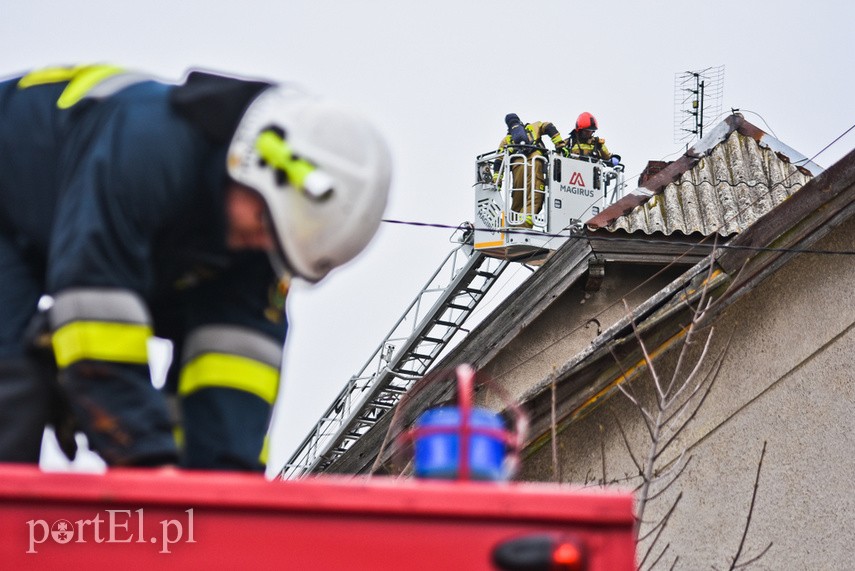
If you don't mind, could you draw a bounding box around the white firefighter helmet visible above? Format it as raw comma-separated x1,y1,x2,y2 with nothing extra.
227,86,392,282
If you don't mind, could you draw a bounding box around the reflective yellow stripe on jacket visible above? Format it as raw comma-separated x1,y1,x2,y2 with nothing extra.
178,325,283,405
50,289,152,367
570,137,611,160
497,120,563,154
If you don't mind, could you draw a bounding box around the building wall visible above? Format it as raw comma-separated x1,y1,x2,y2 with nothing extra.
516,221,855,568
479,263,687,409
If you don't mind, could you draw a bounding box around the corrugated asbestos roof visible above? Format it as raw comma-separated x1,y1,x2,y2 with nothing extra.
606,130,813,236
587,114,822,236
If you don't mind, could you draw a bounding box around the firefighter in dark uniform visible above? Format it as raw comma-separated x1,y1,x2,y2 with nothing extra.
0,64,391,470
496,113,565,228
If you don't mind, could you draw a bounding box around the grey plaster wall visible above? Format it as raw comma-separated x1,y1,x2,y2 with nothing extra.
512,221,855,569
478,263,686,410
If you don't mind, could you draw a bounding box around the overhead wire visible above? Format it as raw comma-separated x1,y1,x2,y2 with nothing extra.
801,122,855,166
382,216,855,257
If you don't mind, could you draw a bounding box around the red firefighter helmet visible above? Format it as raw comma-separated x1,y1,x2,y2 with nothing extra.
575,112,598,131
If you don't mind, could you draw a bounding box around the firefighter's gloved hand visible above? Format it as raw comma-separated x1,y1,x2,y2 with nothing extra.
609,155,622,167
23,309,78,461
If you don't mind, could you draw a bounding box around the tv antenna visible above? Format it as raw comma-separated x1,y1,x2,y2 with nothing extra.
673,66,725,144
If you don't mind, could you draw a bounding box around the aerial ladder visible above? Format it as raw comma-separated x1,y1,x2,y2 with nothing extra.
279,230,509,478
280,147,625,479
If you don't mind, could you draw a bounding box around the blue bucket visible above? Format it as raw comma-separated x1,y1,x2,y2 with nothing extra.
413,406,506,481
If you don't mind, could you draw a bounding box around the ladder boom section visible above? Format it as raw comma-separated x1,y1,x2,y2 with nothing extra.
280,243,508,479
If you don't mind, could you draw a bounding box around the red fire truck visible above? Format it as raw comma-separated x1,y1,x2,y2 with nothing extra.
0,464,635,570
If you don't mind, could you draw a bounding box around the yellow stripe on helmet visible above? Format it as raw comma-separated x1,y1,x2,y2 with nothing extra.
255,129,318,191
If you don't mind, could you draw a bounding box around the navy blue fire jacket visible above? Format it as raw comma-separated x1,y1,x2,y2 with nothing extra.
0,66,288,469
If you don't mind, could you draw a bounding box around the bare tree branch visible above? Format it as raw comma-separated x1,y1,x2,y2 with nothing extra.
732,542,772,569
617,381,656,433
727,441,770,571
605,243,769,568
655,348,727,459
624,299,666,401
660,348,722,431
646,455,692,503
664,254,716,394
638,491,682,543
662,312,702,401
611,411,643,476
610,346,657,435
643,542,671,571
584,468,596,486
664,325,715,410
641,493,682,570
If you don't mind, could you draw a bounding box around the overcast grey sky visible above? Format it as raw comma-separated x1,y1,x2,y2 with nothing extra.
4,1,853,476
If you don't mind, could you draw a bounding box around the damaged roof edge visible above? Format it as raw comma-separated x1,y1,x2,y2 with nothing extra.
586,114,823,229
735,118,824,177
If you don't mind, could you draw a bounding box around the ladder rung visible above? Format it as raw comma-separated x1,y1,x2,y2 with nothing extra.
365,401,394,410
378,385,408,395
393,368,422,377
406,352,434,360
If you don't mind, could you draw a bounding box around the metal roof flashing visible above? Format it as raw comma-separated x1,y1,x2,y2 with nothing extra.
586,114,820,232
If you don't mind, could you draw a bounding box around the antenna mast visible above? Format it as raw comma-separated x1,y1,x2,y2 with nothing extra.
673,66,724,144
